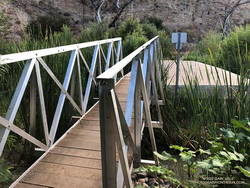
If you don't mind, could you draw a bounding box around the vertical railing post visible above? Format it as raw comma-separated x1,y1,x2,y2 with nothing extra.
98,46,102,75
116,40,122,63
76,51,84,112
83,45,100,113
27,69,37,159
154,39,165,102
29,70,37,136
99,78,117,188
49,50,78,145
117,40,124,76
134,70,141,167
105,42,113,70
114,40,122,81
70,66,76,99
35,61,49,146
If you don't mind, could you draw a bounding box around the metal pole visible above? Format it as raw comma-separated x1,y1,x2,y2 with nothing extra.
174,33,181,101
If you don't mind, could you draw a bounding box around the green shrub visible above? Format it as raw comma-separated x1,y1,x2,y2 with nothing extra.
0,12,9,35
142,16,166,31
219,25,250,73
158,30,174,59
123,32,147,56
78,22,109,42
154,119,250,183
118,18,144,39
185,32,222,63
106,26,119,38
27,15,70,39
0,159,13,185
141,23,158,39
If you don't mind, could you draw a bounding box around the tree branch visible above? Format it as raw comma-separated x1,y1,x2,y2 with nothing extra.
109,0,135,27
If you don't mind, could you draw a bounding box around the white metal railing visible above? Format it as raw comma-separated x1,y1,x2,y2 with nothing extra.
0,37,122,156
97,36,165,188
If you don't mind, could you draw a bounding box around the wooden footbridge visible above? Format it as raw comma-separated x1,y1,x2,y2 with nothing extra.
0,36,165,187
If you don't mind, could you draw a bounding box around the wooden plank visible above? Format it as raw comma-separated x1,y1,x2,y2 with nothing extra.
84,116,100,121
68,128,100,136
10,105,103,188
84,110,100,118
78,119,99,126
51,146,101,159
23,162,101,180
42,153,101,169
76,124,100,131
62,133,100,143
20,171,101,188
58,137,100,151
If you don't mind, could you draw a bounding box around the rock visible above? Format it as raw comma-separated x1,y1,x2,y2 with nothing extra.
138,178,146,183
134,182,140,186
158,178,164,185
148,178,159,186
63,12,70,17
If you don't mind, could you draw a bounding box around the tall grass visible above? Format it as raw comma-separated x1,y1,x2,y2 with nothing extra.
163,31,250,149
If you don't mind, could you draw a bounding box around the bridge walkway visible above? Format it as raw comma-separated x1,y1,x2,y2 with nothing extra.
14,75,130,188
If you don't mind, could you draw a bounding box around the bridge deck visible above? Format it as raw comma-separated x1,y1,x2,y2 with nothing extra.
13,75,130,188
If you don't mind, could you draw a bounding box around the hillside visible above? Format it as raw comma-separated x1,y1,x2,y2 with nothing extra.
0,0,250,40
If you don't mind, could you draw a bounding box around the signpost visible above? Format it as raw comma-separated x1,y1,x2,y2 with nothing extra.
171,32,187,100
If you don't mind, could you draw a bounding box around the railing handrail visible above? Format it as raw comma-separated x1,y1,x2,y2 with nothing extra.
0,37,121,65
97,36,158,79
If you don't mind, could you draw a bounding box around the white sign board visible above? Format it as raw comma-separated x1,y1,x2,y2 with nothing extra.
171,32,187,44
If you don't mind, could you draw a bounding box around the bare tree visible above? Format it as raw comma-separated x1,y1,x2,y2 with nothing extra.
214,0,250,36
88,0,135,26
89,0,106,23
109,0,136,27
